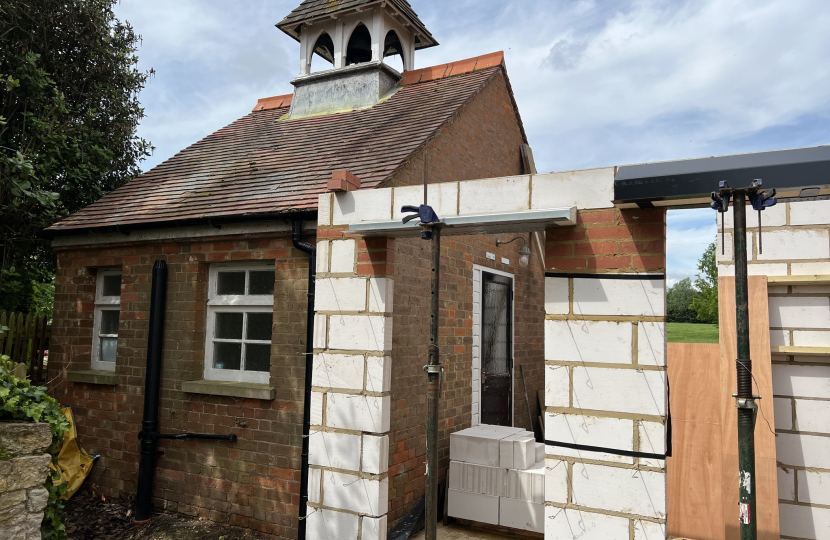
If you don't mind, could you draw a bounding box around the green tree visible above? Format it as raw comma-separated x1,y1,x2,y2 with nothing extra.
667,277,700,323
690,241,719,323
0,0,152,313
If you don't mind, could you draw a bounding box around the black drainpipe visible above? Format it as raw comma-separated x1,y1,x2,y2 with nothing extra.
134,260,237,523
292,220,316,540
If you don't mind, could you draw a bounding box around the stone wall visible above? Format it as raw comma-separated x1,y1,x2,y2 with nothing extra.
0,422,52,540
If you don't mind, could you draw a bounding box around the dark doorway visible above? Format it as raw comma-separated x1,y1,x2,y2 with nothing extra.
480,272,513,426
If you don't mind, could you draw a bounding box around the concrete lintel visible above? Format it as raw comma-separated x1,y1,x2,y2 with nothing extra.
182,380,276,400
67,370,119,386
348,207,576,237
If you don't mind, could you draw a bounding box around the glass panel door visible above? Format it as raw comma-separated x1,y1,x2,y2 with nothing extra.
481,272,513,426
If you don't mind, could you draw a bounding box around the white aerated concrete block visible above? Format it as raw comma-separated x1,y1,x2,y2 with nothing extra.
792,262,830,275
748,263,789,276
572,463,666,519
790,200,830,225
499,432,534,469
770,329,792,347
326,393,390,434
328,315,392,352
449,461,505,497
318,194,333,226
536,442,544,464
779,503,830,540
545,320,632,364
634,520,666,540
758,229,830,261
545,507,629,540
324,471,388,516
448,489,499,525
514,437,537,470
393,183,459,219
330,239,357,273
717,232,754,263
546,413,634,464
458,176,530,215
316,240,330,273
315,278,367,312
531,168,615,211
573,367,666,416
545,278,569,315
308,431,361,471
450,427,521,466
795,399,830,434
545,459,568,504
545,365,570,408
499,497,543,533
638,421,666,468
312,354,365,390
361,434,389,475
798,470,830,506
769,296,830,329
310,392,324,425
572,277,665,317
778,467,795,501
505,462,545,503
639,322,667,366
313,315,328,349
773,398,793,431
332,190,392,225
776,433,830,469
794,330,830,347
308,467,322,504
723,203,787,228
306,507,359,540
368,278,393,313
361,515,388,540
772,364,830,398
366,356,392,393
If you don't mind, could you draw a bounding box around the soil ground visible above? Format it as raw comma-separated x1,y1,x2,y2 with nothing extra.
64,485,266,540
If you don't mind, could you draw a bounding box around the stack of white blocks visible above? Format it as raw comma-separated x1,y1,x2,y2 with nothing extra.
448,426,546,533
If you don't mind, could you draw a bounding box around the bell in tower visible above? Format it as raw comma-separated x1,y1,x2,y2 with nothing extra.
277,0,438,118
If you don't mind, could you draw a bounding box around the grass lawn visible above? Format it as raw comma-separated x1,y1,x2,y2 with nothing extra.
667,322,720,344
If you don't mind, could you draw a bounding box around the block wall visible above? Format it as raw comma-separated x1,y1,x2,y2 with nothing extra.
718,200,830,539
543,207,669,539
49,232,311,538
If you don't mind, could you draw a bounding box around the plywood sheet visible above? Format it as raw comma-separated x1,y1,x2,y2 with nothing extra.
718,276,780,538
667,419,724,540
668,343,722,423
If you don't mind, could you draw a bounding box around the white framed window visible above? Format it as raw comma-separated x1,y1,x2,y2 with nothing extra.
205,263,275,384
92,269,122,372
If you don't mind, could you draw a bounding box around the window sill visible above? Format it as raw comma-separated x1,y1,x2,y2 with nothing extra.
67,370,119,386
181,380,275,400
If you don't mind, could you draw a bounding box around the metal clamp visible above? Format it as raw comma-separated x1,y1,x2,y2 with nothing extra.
424,364,445,397
733,394,761,426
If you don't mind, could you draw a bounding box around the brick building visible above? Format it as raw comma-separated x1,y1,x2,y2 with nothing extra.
44,1,549,537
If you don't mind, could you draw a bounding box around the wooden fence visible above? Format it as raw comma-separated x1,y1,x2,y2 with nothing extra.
0,312,50,384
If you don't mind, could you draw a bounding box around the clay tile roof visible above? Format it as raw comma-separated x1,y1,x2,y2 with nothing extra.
47,53,514,234
277,0,438,49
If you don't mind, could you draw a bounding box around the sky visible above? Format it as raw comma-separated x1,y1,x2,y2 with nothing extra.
113,0,830,285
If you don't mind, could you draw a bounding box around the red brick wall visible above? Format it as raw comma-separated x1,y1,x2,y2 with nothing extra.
545,208,667,273
49,232,311,537
384,70,542,523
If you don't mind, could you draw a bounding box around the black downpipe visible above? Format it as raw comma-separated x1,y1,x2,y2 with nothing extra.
134,260,237,523
135,260,169,523
292,221,316,540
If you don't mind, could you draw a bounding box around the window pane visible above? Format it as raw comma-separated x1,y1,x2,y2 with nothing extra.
249,271,275,296
102,275,121,297
100,310,120,335
215,312,243,339
100,337,117,363
245,343,270,372
213,342,242,370
217,272,245,295
246,313,273,341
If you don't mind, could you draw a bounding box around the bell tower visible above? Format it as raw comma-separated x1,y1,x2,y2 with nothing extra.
277,0,438,118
